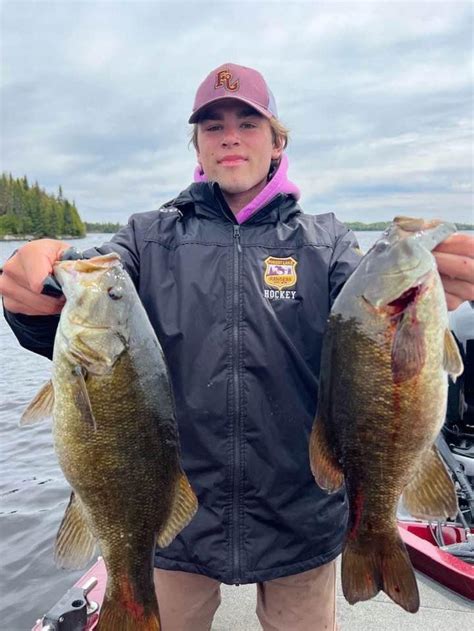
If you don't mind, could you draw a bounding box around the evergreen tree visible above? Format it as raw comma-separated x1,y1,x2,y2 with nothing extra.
0,173,86,238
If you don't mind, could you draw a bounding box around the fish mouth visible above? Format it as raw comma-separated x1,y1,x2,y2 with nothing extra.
67,320,111,330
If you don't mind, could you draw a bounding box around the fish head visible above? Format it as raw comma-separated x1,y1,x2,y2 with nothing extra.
358,217,456,310
53,253,132,374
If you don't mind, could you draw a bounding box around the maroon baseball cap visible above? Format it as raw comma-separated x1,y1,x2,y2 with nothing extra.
189,62,278,124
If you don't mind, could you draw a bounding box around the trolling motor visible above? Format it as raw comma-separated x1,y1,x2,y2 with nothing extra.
435,433,474,564
434,303,474,563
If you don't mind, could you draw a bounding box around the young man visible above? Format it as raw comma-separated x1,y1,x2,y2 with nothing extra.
1,63,473,630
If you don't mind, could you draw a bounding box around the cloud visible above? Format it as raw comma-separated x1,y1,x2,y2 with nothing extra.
1,0,472,224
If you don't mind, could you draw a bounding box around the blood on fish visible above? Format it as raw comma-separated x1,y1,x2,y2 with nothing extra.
349,490,364,539
388,285,422,313
121,576,145,619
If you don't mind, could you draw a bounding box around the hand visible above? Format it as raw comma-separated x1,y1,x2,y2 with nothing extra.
0,239,71,315
433,233,474,310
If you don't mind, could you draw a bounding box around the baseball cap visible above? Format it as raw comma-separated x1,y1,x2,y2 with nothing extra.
189,62,278,124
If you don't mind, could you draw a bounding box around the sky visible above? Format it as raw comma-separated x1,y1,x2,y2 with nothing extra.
1,0,473,224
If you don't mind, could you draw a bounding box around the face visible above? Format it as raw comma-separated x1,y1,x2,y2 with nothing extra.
196,100,282,210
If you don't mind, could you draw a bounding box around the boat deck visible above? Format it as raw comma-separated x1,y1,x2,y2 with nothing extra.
212,559,474,630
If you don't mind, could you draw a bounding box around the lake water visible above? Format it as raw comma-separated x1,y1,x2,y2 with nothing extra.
0,229,471,629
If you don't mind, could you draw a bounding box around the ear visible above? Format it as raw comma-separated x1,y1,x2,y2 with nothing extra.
271,141,283,161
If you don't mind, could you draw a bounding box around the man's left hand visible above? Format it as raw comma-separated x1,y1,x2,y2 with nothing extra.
433,233,474,310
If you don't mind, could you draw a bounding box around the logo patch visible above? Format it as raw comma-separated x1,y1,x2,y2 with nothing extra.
215,69,239,92
264,257,297,290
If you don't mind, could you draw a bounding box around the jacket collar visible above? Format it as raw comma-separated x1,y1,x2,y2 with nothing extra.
170,182,301,225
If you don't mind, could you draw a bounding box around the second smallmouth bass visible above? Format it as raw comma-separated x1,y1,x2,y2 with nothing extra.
309,217,463,612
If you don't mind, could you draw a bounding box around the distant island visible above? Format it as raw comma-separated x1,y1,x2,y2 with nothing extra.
0,173,85,240
1,174,472,240
345,221,474,231
84,221,124,233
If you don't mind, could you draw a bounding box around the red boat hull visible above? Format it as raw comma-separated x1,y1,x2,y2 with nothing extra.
398,520,474,600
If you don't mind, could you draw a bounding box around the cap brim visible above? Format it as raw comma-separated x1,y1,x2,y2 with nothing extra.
188,96,273,124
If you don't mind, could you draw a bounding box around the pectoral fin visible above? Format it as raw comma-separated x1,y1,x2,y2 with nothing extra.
71,366,96,430
402,445,458,520
54,492,97,569
391,310,425,384
156,473,198,548
309,417,344,492
443,329,463,380
20,380,54,425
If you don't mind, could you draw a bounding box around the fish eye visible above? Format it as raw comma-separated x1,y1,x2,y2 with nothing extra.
107,287,122,301
375,240,389,253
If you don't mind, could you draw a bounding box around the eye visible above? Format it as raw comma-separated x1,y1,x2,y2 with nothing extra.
375,240,389,253
107,287,122,300
206,124,222,132
241,122,257,129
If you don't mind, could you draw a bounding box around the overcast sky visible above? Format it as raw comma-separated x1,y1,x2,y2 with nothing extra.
1,0,472,224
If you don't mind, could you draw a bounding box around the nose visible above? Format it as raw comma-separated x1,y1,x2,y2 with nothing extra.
221,124,240,147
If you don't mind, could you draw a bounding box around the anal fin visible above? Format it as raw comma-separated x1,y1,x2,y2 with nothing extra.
402,445,458,520
54,492,97,569
309,417,344,492
156,473,198,548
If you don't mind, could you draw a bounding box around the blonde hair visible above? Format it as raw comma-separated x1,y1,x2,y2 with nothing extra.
190,116,289,152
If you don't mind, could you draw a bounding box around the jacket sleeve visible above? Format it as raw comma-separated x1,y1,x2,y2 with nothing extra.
3,217,143,359
328,216,363,305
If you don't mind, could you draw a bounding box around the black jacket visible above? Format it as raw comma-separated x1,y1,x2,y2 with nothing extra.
5,183,362,584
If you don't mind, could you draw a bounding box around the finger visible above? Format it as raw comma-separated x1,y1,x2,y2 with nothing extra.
440,275,474,304
3,294,65,316
18,250,62,295
444,291,465,312
434,233,474,258
3,240,70,295
434,251,474,283
1,274,65,315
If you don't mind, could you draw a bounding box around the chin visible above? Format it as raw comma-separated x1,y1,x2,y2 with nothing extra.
218,178,256,195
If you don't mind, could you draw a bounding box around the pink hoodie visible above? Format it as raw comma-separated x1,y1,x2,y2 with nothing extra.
193,153,300,224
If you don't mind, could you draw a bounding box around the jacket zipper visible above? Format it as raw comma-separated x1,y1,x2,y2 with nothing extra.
232,224,242,584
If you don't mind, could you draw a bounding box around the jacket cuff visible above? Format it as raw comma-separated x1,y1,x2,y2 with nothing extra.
3,306,58,360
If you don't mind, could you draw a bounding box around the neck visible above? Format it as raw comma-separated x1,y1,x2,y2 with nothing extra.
221,178,267,215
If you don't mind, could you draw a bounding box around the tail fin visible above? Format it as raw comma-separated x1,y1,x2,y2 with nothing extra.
97,592,161,631
342,534,419,613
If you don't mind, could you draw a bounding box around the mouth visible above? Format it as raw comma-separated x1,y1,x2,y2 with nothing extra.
218,155,247,167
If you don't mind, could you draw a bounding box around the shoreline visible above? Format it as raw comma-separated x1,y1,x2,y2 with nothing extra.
0,234,88,241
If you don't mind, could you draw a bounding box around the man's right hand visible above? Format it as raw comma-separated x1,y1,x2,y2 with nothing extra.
0,239,71,315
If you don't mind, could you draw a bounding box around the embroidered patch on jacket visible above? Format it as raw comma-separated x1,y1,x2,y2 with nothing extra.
263,256,297,300
215,69,239,92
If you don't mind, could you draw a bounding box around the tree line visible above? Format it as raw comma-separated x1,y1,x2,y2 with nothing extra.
84,221,123,233
0,173,85,238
